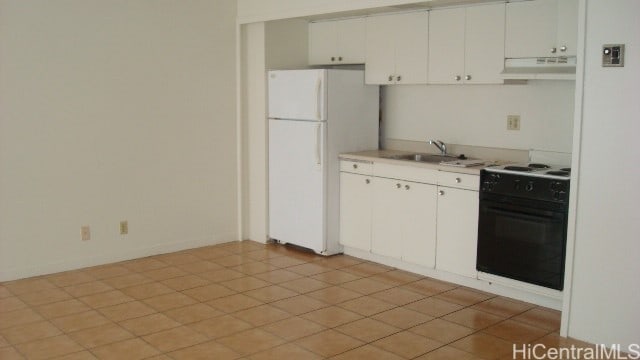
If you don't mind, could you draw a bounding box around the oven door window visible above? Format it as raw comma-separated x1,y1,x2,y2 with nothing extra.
477,200,567,290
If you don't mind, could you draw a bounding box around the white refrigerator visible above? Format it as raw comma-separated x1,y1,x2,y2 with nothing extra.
268,69,379,255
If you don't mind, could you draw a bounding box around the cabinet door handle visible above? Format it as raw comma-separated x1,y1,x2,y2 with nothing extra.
465,75,471,81
331,56,335,61
388,75,394,82
396,75,402,81
454,75,461,81
396,183,402,189
338,56,343,61
455,177,461,183
352,164,358,169
439,190,445,196
560,46,567,52
365,179,370,184
551,47,557,54
404,184,410,190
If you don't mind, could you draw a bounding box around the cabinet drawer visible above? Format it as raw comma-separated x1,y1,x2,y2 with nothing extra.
373,163,438,184
340,160,373,175
437,171,479,190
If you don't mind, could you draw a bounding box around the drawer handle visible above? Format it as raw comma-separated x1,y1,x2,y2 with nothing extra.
404,185,410,190
365,179,370,184
352,164,358,169
396,183,401,189
439,190,445,196
455,177,461,183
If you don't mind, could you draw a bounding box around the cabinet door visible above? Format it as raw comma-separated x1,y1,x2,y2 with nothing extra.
465,3,505,84
371,177,403,259
505,0,557,58
309,21,337,65
556,0,578,57
336,18,366,64
436,187,479,278
394,11,429,84
365,15,397,85
428,7,465,84
339,172,372,251
401,181,437,268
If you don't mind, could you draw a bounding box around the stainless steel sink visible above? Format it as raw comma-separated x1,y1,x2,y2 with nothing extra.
382,153,460,163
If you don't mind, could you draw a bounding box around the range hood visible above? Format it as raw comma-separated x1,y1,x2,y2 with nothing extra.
501,57,577,80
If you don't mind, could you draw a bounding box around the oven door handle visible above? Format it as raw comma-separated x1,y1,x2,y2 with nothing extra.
483,206,561,222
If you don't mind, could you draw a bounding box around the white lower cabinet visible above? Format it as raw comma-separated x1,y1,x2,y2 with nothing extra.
340,160,479,277
370,177,437,267
436,186,479,278
339,172,372,251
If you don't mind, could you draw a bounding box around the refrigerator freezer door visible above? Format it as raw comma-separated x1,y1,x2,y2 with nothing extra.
269,119,326,252
268,69,327,121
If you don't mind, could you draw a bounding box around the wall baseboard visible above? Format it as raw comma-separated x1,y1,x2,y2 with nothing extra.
0,233,238,282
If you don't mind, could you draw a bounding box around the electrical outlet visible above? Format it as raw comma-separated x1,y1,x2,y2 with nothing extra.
81,226,90,241
120,221,128,235
507,115,521,131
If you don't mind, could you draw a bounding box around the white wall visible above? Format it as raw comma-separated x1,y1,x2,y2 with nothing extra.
0,0,238,281
241,23,268,243
384,81,575,152
566,0,640,349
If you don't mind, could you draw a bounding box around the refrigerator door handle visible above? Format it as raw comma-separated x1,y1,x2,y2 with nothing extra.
315,75,322,120
315,124,322,165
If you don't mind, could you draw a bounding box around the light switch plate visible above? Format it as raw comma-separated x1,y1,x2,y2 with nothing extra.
507,115,520,131
603,44,625,67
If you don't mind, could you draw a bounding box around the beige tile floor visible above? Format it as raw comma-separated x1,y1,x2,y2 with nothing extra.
0,240,594,360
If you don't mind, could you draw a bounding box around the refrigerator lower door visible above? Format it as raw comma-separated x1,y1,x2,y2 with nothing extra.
269,119,326,252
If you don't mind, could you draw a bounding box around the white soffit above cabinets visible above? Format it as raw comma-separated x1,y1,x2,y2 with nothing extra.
302,0,501,22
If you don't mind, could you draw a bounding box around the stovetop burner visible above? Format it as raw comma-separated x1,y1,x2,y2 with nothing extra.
485,162,571,179
528,163,551,169
547,170,570,176
504,166,534,172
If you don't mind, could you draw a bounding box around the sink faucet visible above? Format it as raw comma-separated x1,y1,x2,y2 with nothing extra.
428,139,447,155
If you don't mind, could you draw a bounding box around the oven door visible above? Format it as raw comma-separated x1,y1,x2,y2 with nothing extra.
477,196,567,290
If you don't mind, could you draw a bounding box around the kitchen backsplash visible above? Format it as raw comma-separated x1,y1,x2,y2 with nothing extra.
381,80,576,154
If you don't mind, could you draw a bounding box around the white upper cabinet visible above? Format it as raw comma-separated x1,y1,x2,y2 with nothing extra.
556,0,579,57
465,4,506,84
505,0,579,58
308,18,366,65
365,12,429,85
428,8,465,84
429,4,505,84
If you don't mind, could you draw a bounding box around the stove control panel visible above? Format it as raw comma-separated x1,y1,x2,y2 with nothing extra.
549,180,568,201
481,170,570,204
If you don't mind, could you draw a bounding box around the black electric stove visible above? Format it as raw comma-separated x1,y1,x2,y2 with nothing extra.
477,162,571,290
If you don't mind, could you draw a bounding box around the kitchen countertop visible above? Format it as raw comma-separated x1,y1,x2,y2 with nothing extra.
339,149,502,175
